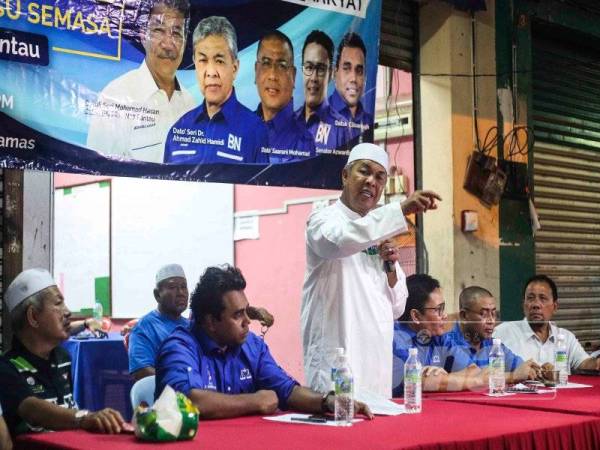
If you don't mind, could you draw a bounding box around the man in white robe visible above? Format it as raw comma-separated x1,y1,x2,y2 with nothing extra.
301,142,441,397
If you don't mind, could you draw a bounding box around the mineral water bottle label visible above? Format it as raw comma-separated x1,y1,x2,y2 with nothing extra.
404,368,422,413
555,351,567,364
405,369,420,384
489,356,505,395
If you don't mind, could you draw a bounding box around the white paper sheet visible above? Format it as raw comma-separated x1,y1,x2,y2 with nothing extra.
355,391,406,416
554,382,593,389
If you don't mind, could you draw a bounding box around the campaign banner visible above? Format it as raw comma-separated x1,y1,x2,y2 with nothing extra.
0,0,382,189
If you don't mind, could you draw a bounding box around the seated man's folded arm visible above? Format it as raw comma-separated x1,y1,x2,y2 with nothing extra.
188,389,278,420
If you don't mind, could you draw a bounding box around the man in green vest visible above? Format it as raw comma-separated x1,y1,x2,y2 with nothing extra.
0,268,126,436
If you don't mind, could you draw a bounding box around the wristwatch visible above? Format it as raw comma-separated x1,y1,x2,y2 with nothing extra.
74,409,90,429
321,391,335,413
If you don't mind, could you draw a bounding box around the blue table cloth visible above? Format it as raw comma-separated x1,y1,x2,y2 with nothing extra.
63,333,133,420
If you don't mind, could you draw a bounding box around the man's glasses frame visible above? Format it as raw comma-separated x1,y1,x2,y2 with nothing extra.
302,62,329,78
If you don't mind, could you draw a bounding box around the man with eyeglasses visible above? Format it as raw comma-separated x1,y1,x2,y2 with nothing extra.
87,0,195,162
329,32,373,144
392,274,484,395
446,286,538,381
164,16,268,164
295,30,350,155
129,264,274,381
494,275,600,373
254,30,315,163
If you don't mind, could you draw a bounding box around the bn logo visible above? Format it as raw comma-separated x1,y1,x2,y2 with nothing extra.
315,122,331,144
228,134,242,151
1,94,14,109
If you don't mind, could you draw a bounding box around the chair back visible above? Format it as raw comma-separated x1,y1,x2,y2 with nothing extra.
130,375,156,409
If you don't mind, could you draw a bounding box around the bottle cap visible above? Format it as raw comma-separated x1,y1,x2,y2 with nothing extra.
493,338,501,346
409,347,418,355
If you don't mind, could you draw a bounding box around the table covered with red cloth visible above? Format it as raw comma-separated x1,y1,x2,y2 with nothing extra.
15,399,600,450
425,375,600,417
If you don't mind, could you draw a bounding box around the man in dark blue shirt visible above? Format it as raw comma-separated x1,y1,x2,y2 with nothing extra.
155,265,373,420
295,30,351,156
164,16,267,164
254,30,315,163
392,274,484,396
445,286,537,381
329,32,374,144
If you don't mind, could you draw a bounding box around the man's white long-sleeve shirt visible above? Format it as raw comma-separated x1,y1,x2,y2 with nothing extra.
301,199,409,398
86,60,195,163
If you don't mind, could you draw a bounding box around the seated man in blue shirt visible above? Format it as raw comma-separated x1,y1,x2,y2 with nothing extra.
392,274,484,396
295,30,351,156
254,30,315,163
164,16,268,164
329,32,374,144
129,264,274,381
446,286,538,382
129,264,191,381
156,265,373,419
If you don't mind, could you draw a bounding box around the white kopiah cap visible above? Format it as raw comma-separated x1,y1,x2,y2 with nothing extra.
156,264,186,284
346,143,389,172
5,268,57,313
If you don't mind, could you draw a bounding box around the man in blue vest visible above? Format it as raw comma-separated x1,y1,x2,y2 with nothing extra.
164,16,267,164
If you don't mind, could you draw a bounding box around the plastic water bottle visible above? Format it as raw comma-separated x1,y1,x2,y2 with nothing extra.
92,301,103,330
333,348,354,426
488,338,506,395
555,333,568,386
404,347,422,413
330,347,344,391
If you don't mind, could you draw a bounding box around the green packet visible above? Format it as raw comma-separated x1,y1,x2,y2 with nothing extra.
133,385,199,442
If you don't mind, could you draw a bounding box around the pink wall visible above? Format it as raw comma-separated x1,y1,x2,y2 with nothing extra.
235,186,337,382
54,173,112,188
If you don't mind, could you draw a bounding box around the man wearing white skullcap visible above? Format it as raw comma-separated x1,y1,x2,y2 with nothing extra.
301,143,441,397
0,268,126,436
128,264,191,381
129,263,276,381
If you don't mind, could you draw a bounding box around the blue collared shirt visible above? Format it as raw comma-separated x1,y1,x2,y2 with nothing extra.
128,310,190,374
328,90,374,143
256,100,316,163
164,90,268,164
392,322,475,397
294,101,352,155
155,325,299,410
446,322,523,371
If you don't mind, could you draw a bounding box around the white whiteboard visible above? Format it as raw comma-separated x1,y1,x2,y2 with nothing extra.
54,182,110,313
111,178,233,318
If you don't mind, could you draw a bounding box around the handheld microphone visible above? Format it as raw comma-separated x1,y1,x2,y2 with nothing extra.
383,260,395,273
